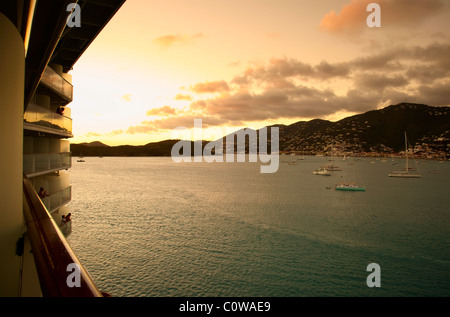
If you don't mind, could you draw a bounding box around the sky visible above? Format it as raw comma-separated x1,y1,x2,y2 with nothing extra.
68,0,450,146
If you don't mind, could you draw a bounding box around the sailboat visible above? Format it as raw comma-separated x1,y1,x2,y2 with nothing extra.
388,132,422,178
324,160,342,171
335,183,366,191
313,166,331,176
335,164,365,191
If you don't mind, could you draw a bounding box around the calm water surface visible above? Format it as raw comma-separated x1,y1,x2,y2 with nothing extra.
67,156,450,297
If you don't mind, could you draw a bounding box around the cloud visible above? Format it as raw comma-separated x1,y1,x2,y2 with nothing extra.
126,125,157,135
106,130,124,136
85,132,102,137
320,0,444,35
121,94,132,102
315,61,351,79
152,115,225,130
153,33,206,47
406,66,450,84
245,58,315,81
188,86,376,123
409,42,450,69
116,42,450,136
320,0,370,34
174,93,193,101
232,58,350,88
190,80,230,94
416,80,450,106
83,130,125,138
355,73,409,90
188,42,450,122
381,0,444,27
125,114,229,135
146,106,177,117
351,43,450,71
351,50,400,70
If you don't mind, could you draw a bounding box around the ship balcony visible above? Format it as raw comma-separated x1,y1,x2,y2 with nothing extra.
40,66,73,102
23,176,103,297
24,102,73,138
39,186,72,214
24,152,72,178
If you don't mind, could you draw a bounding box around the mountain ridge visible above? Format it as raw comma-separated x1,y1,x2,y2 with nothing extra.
71,103,450,158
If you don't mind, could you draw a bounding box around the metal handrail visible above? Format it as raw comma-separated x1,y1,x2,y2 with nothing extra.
23,175,103,297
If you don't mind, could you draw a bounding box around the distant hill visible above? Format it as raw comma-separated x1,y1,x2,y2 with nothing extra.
70,103,450,157
277,103,450,154
70,139,207,157
76,141,110,147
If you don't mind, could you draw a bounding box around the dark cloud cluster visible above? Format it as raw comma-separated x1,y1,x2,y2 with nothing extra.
232,58,350,87
122,41,450,135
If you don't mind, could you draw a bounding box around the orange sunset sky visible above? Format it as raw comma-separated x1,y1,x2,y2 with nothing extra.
69,0,450,146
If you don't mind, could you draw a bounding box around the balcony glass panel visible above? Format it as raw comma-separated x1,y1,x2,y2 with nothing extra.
24,152,72,176
41,186,72,213
40,66,73,101
24,103,73,136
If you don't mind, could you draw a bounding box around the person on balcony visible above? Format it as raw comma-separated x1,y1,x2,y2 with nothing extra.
60,213,72,226
38,187,49,199
56,106,65,116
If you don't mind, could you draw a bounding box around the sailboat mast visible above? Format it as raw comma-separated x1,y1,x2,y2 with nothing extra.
404,131,409,173
388,131,421,178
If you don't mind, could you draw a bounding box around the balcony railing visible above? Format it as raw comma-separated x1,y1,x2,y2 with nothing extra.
23,175,103,297
24,103,73,137
24,152,72,177
40,186,72,214
40,66,73,101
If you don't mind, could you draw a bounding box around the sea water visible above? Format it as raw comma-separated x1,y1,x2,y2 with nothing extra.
67,156,450,297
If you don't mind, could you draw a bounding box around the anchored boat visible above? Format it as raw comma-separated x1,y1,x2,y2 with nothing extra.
335,183,366,191
388,132,422,178
313,167,331,176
